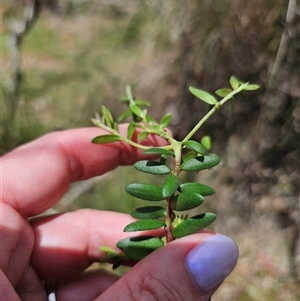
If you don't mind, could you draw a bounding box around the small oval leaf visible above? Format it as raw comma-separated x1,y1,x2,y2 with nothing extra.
215,88,232,98
117,236,163,250
113,122,119,132
160,113,172,128
189,86,218,105
124,219,165,232
134,160,171,175
121,237,164,261
131,206,166,219
130,104,144,118
138,131,149,141
180,182,215,196
143,148,175,157
230,76,239,90
200,136,211,150
102,105,113,127
172,213,217,238
92,135,120,144
182,140,208,155
243,84,260,91
182,151,198,163
118,109,132,122
162,174,180,198
180,155,221,172
125,183,164,201
118,95,129,102
170,192,204,211
127,123,135,139
99,246,122,262
135,99,151,107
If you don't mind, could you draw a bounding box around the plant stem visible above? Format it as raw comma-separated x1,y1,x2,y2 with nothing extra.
165,198,174,243
182,83,249,142
164,138,182,243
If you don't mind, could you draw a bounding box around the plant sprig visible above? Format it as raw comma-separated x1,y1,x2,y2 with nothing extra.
92,76,259,268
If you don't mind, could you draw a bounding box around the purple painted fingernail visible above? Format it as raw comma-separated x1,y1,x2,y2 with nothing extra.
185,234,239,293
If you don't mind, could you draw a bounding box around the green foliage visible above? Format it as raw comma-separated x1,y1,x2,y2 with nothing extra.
180,155,221,172
92,76,259,267
133,160,171,175
189,86,218,105
124,219,165,232
172,213,217,238
125,183,164,201
131,206,166,219
162,174,180,198
170,191,204,211
182,140,208,155
117,236,164,261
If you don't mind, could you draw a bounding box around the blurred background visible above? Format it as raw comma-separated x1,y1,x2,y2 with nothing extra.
1,0,299,300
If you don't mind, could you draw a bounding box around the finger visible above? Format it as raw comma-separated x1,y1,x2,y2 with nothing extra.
31,209,238,300
1,126,169,217
30,209,164,280
55,269,120,301
97,233,239,301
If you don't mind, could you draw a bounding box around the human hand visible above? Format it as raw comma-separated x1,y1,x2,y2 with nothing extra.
1,125,238,301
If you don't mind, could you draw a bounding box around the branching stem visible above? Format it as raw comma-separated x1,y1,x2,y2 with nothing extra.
182,83,249,142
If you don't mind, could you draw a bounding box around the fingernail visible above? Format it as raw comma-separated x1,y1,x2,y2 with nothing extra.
185,234,239,293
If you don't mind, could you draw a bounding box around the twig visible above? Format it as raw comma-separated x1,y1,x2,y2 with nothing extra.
7,0,41,118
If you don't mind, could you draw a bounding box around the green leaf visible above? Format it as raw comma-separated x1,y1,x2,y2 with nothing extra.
130,104,145,119
172,213,217,238
124,219,165,232
200,136,211,150
113,122,119,132
131,206,166,219
182,151,197,162
125,85,134,101
92,135,121,144
118,109,132,122
162,174,180,198
152,124,162,133
180,155,221,172
127,123,135,139
138,131,149,141
189,86,218,105
133,160,171,175
230,76,239,90
117,236,153,250
215,88,232,98
179,182,215,196
145,115,155,123
99,246,122,262
170,191,204,211
117,236,164,261
182,140,207,155
160,113,172,128
118,95,129,102
125,183,164,201
135,99,151,107
243,84,260,90
143,148,175,157
102,105,113,127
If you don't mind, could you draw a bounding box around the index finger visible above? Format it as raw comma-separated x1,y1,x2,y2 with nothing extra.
1,126,169,217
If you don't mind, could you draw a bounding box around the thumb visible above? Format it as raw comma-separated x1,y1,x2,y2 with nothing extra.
98,233,239,301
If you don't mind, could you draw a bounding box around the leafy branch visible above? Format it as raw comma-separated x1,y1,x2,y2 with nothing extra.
91,76,259,268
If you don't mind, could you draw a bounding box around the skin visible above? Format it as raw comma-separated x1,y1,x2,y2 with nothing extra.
1,126,218,301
